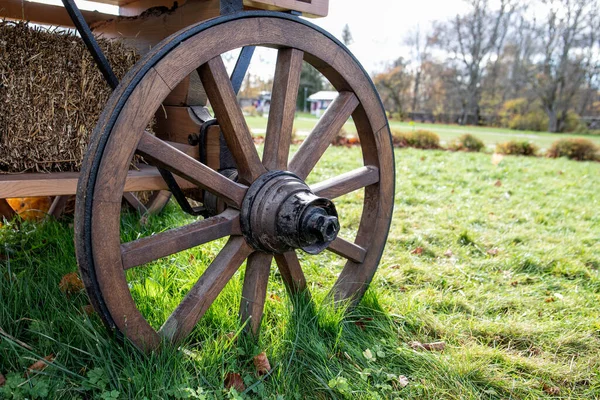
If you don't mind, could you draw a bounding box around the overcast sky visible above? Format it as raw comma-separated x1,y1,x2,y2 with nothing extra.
311,0,471,74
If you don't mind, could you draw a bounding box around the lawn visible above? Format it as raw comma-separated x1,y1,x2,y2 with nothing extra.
246,113,600,150
1,147,599,399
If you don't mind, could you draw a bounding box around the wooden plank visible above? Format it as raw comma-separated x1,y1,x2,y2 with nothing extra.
243,0,328,17
154,106,201,143
0,199,16,220
91,0,220,55
0,167,194,198
0,0,116,27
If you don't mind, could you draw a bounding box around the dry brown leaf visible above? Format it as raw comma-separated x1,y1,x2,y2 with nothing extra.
26,354,54,375
253,352,271,376
269,294,282,302
354,317,373,330
0,373,5,387
411,247,424,255
543,384,560,395
494,180,502,187
444,249,453,257
81,305,95,316
545,297,555,303
59,272,84,295
398,375,409,388
224,372,245,392
409,341,446,352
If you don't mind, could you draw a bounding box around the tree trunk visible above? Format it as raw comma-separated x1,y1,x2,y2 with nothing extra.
412,70,421,113
547,109,558,133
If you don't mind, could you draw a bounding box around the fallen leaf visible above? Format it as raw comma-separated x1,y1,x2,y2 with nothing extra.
510,280,519,287
81,305,95,316
411,247,424,255
354,317,373,330
487,248,499,256
224,372,245,392
494,180,502,187
543,384,560,395
0,373,5,386
398,375,409,388
444,249,453,257
26,354,54,375
545,297,555,303
409,341,446,352
491,153,504,166
59,272,84,295
269,293,282,302
253,352,271,376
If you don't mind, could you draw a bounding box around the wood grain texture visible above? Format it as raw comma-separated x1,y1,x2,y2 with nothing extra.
0,167,194,198
47,196,70,219
198,56,266,184
91,0,220,55
274,251,307,294
136,131,247,207
154,106,202,144
121,209,240,269
243,0,328,17
311,166,379,200
262,48,304,171
288,91,359,180
240,252,272,336
159,236,253,343
123,192,148,215
327,237,367,264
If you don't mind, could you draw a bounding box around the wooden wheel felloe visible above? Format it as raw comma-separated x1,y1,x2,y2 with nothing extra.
75,12,394,351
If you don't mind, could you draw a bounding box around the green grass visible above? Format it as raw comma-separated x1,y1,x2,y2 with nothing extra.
246,113,600,150
1,147,599,399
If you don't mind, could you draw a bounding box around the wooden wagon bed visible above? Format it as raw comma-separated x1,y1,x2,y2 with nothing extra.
0,0,328,213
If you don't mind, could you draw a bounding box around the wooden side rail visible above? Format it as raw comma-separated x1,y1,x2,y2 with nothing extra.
0,166,194,198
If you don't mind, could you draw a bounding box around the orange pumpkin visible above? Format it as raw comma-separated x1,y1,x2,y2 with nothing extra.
6,197,52,221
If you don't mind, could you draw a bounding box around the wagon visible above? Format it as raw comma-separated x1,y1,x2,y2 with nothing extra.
0,0,395,351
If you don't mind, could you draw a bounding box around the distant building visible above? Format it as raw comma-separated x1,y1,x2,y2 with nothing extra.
308,91,338,117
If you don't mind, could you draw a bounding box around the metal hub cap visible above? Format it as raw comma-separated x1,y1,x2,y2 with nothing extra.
240,171,340,254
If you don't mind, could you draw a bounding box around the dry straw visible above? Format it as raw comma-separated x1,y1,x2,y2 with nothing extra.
0,21,138,173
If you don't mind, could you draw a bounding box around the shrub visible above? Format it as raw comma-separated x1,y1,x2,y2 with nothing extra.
547,138,599,161
392,130,440,149
508,111,548,132
495,140,539,156
449,134,485,152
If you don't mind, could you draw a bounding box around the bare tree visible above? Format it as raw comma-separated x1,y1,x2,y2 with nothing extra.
405,26,431,113
529,0,594,132
432,0,514,125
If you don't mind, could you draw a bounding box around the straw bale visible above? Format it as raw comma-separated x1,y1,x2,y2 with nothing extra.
0,21,138,173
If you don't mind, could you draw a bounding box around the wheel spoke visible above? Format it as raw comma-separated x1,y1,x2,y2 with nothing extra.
274,251,307,294
263,48,304,171
159,236,252,343
240,252,273,336
288,92,359,180
123,192,148,215
327,237,367,264
121,209,241,270
198,56,266,183
136,131,247,207
311,166,379,200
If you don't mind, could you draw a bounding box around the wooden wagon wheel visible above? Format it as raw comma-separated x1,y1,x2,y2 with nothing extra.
75,12,394,351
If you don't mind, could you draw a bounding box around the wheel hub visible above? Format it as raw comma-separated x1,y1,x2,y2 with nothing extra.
240,171,340,254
